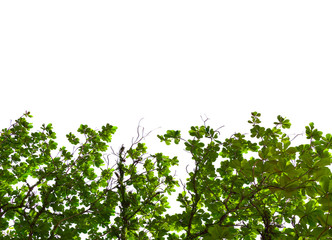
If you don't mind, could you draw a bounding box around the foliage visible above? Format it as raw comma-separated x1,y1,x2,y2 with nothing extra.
1,111,332,239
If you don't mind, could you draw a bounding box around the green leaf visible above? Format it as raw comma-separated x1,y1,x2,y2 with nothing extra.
286,147,297,154
313,167,331,180
320,176,330,193
206,225,236,240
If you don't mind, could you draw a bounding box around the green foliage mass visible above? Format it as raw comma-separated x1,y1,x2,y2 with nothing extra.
1,111,332,239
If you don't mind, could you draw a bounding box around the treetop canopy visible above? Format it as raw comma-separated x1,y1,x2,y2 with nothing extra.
1,111,332,239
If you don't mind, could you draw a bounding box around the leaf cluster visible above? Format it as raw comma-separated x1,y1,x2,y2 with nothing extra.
1,111,332,239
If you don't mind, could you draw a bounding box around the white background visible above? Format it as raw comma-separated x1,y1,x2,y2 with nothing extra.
1,0,332,237
1,1,332,144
